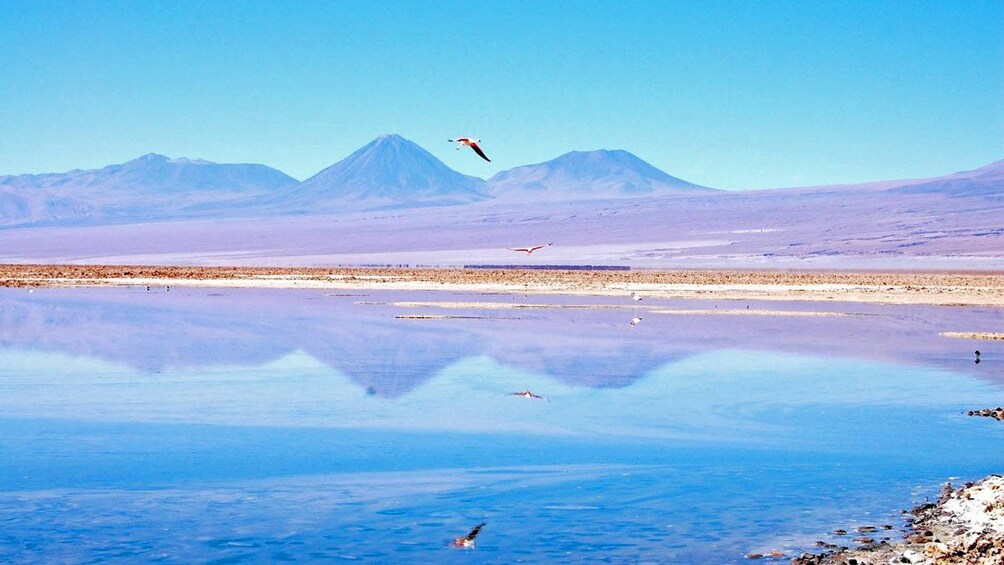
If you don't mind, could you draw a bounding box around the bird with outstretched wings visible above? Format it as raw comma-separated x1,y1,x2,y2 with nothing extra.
508,242,553,254
451,522,486,548
509,390,547,401
448,137,491,162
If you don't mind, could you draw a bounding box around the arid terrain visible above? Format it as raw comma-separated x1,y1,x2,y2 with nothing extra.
3,264,1004,307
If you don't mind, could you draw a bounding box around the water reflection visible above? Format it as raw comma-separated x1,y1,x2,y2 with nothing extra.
2,286,1001,396
1,286,1003,563
1,286,1002,462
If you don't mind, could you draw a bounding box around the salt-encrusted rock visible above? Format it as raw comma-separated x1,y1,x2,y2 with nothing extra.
792,475,1004,564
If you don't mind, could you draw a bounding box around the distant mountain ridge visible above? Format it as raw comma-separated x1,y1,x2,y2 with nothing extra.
887,158,1004,199
1,134,1001,228
488,149,713,200
0,153,297,192
0,153,297,226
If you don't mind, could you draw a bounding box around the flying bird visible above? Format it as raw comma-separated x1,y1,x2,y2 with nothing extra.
510,390,547,401
448,138,491,162
452,523,486,549
630,316,643,327
509,243,553,255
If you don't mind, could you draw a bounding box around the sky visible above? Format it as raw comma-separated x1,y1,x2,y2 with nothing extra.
1,1,1001,190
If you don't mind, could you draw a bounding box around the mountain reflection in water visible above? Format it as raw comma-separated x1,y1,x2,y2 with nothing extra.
1,286,1000,396
2,286,1003,564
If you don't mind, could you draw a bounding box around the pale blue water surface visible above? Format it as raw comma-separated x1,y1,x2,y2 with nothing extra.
1,287,1002,563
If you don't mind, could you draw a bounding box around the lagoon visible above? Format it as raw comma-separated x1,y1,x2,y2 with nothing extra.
1,287,1002,563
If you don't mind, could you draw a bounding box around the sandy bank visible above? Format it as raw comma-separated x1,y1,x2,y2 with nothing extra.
941,332,1004,341
2,265,1003,307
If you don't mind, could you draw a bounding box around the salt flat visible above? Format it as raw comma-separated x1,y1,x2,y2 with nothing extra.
3,264,1004,306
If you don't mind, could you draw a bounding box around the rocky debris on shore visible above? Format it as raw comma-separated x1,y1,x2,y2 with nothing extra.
968,408,1004,421
942,332,1004,341
793,475,1004,564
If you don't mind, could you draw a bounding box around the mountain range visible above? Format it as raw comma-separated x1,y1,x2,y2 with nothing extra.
3,134,1002,228
0,134,719,226
0,135,1001,268
0,153,297,226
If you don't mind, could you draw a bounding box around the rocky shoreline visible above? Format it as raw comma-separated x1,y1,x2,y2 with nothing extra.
968,408,1004,422
792,475,1004,565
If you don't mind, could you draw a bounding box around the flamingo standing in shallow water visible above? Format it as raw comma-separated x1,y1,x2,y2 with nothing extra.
509,242,553,255
448,138,491,162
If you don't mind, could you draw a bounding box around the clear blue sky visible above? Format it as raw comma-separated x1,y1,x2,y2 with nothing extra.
2,1,1001,189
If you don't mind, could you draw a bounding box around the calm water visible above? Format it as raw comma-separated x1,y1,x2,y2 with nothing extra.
1,286,1002,563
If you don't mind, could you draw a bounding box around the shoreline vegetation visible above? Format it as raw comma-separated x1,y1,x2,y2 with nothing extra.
2,264,1004,307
